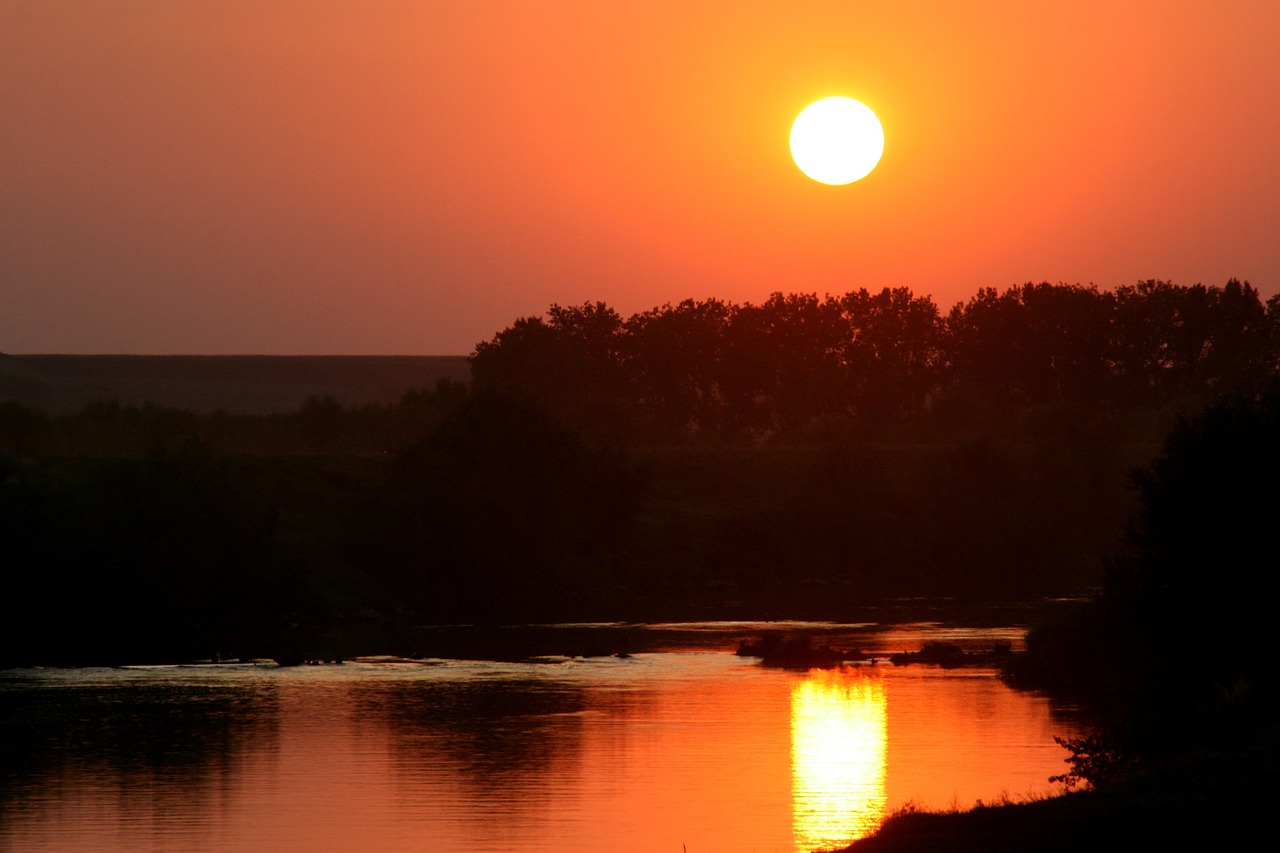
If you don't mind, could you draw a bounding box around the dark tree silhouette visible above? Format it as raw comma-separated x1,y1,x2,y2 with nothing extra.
945,283,1115,405
471,288,951,439
1,444,289,665
624,298,733,435
1011,385,1280,783
834,287,943,421
720,293,842,433
1119,386,1279,673
353,391,642,623
0,400,50,455
470,316,564,401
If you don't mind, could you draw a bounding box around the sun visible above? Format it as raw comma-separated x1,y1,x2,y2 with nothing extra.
790,97,885,185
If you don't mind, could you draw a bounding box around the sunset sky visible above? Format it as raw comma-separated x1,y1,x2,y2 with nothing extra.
3,1,1278,355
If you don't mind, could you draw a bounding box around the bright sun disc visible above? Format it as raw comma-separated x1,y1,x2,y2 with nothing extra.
790,97,884,185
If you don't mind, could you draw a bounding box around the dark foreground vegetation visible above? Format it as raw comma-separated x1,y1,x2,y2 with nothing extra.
843,736,1277,852
1,279,1277,670
847,387,1280,851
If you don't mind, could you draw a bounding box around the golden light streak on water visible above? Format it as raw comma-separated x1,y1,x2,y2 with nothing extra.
790,669,888,850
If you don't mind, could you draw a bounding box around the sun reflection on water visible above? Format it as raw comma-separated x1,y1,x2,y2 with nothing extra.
790,669,888,850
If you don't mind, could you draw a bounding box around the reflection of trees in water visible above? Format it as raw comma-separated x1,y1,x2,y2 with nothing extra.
0,674,279,816
354,679,587,788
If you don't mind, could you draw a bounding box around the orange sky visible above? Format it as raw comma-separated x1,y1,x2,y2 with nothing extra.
3,1,1278,354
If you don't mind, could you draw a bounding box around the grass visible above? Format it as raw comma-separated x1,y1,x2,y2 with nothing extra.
838,734,1277,853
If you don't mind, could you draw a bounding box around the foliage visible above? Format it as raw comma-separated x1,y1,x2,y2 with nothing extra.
0,442,294,665
1013,383,1280,786
0,400,50,455
350,390,644,623
1049,733,1138,790
470,281,1278,442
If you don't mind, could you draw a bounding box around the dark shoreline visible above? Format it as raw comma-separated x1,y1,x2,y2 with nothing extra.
2,610,1052,670
841,735,1276,852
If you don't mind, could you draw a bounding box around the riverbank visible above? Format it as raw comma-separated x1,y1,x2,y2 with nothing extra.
842,733,1277,852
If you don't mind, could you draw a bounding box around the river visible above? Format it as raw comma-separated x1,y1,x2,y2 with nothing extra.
0,622,1076,853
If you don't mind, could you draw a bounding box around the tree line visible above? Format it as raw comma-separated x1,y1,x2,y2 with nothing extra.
3,278,1276,664
0,386,642,665
472,280,1278,439
0,380,469,459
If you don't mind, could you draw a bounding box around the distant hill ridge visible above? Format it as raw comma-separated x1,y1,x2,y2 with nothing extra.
0,354,470,415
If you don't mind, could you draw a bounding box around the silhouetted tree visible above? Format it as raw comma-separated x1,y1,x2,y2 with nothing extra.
1200,278,1273,396
1,444,289,665
471,316,564,401
354,391,643,622
470,281,1280,442
1012,385,1280,782
720,293,845,433
0,401,50,455
1117,386,1278,673
624,298,733,435
833,287,943,421
945,283,1114,405
1109,279,1276,405
471,302,631,441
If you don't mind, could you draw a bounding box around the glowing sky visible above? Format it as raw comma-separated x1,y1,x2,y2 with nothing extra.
3,1,1278,354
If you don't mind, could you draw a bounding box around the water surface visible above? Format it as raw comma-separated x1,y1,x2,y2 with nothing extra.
1,623,1075,853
